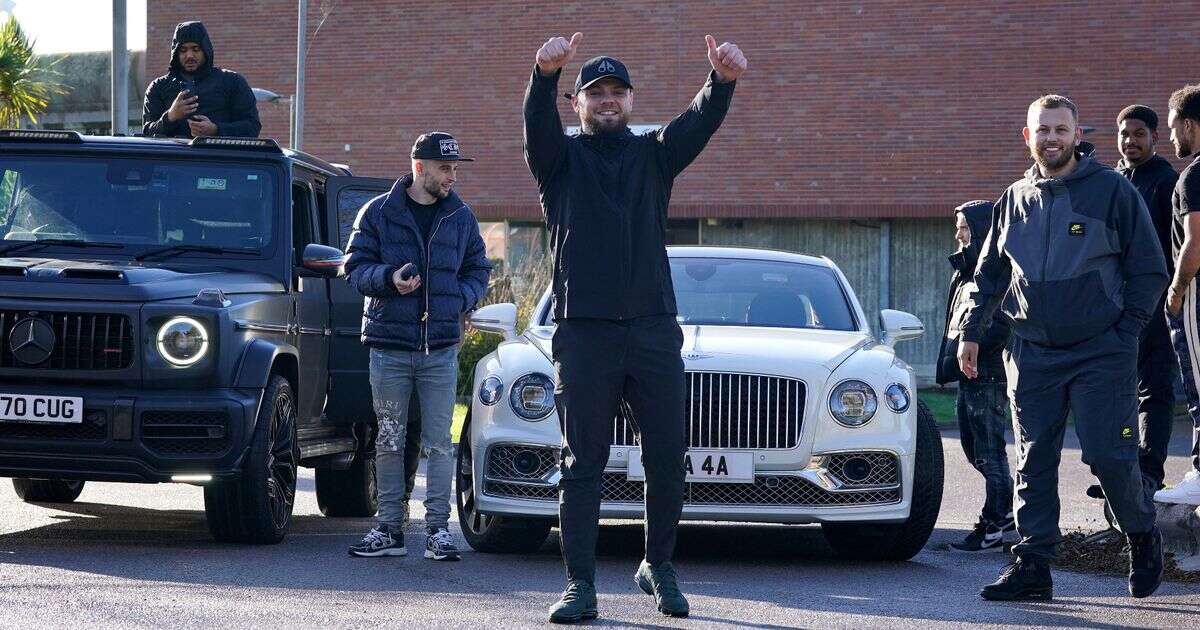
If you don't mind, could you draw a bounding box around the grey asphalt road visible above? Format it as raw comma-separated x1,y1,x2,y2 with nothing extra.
1,423,1197,629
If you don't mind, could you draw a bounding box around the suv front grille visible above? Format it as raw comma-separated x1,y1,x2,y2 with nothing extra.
0,311,134,370
141,410,230,456
0,409,107,441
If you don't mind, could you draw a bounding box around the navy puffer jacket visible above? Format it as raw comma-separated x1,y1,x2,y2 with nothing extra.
344,174,491,351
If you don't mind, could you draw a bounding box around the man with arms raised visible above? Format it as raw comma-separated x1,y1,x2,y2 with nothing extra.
523,32,746,623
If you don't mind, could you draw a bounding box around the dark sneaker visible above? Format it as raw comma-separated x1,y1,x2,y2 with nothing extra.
548,579,598,624
951,521,1006,552
348,524,406,557
424,527,461,561
635,560,689,618
997,511,1016,534
1128,527,1163,598
980,557,1053,601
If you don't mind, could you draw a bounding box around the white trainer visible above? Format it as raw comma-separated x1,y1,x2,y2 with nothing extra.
1154,470,1200,505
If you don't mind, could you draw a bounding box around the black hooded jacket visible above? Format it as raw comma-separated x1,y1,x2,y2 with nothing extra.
142,22,261,138
936,200,1010,384
1117,153,1178,343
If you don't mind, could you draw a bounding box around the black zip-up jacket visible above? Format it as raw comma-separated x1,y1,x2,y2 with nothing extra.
964,151,1168,347
142,21,262,138
1118,154,1178,343
937,201,1010,384
523,67,735,320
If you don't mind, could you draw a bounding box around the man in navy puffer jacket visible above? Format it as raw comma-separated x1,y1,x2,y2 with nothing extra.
343,132,490,561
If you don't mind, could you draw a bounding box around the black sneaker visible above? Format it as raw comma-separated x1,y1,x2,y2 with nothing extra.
548,579,598,624
980,557,1053,601
635,560,689,618
348,524,406,557
997,511,1016,534
424,527,461,561
951,521,1006,552
1128,527,1163,598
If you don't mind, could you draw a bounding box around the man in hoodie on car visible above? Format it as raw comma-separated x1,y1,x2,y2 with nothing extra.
936,199,1014,553
523,32,745,623
142,21,261,139
959,95,1166,601
1112,105,1179,500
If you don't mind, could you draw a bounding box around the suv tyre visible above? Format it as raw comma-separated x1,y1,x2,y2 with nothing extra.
12,478,85,503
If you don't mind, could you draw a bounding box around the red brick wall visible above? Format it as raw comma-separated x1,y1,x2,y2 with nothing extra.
148,1,1200,220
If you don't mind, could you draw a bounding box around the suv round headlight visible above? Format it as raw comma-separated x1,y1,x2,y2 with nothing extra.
479,376,504,406
829,380,877,427
510,373,555,420
156,316,209,366
884,383,911,413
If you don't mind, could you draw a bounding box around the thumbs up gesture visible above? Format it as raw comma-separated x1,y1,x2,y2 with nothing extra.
536,32,583,76
706,35,747,83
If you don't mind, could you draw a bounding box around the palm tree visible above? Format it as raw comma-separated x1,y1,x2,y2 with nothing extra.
0,15,65,129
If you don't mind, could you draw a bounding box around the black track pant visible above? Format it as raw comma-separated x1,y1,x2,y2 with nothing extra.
553,315,686,583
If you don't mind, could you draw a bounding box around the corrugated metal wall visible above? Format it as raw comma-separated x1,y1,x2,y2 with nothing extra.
701,218,952,383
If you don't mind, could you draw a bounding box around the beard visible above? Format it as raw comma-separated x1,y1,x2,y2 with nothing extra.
580,110,630,135
1176,138,1194,159
420,175,449,199
1031,139,1076,172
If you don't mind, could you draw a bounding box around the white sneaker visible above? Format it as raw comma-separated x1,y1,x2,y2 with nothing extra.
1154,470,1200,505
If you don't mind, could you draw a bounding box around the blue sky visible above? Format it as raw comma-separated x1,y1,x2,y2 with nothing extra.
3,0,147,54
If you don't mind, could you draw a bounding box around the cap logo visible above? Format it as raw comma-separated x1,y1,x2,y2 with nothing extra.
598,59,616,73
439,139,460,157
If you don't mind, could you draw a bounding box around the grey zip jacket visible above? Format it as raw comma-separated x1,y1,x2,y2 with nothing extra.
962,151,1168,348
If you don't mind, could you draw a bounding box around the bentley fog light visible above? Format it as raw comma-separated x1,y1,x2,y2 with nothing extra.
510,373,555,420
884,383,911,413
829,380,877,427
479,376,504,406
156,316,209,366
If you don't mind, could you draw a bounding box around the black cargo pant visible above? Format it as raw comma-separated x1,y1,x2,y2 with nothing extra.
1006,328,1157,560
553,315,686,583
1137,319,1177,491
956,379,1014,526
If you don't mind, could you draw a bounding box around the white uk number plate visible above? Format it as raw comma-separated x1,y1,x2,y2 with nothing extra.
626,449,754,484
0,394,83,424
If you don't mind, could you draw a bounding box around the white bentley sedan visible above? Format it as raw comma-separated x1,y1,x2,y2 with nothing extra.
456,246,943,561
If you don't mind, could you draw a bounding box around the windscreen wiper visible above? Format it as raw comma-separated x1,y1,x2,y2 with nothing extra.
134,244,258,261
0,239,125,257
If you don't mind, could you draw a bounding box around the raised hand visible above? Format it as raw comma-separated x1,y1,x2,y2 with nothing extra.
706,35,747,83
536,32,582,76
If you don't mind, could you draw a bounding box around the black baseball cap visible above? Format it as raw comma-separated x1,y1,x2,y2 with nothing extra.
411,131,474,162
573,56,633,95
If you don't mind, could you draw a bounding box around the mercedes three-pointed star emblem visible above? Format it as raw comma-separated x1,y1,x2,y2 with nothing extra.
9,317,55,365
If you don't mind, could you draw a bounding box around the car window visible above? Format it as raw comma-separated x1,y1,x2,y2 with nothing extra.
0,155,277,254
336,188,382,250
670,257,857,331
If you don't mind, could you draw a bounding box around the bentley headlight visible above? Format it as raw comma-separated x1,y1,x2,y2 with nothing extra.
829,380,877,427
884,383,911,413
479,376,504,406
509,373,555,420
156,316,209,366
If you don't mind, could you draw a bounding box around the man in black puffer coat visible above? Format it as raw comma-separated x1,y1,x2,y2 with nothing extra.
343,132,490,562
142,21,261,138
937,199,1015,552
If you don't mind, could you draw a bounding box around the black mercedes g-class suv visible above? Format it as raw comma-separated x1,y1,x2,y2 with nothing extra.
0,130,399,543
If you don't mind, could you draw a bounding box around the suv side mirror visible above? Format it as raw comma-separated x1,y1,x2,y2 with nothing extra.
879,309,924,347
301,243,344,277
469,303,518,341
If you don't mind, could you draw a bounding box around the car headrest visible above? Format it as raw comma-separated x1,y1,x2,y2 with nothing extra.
745,291,809,327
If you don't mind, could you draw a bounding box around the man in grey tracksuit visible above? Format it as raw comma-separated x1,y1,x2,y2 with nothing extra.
959,95,1166,601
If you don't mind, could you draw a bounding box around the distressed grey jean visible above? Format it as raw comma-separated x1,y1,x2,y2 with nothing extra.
369,345,459,531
